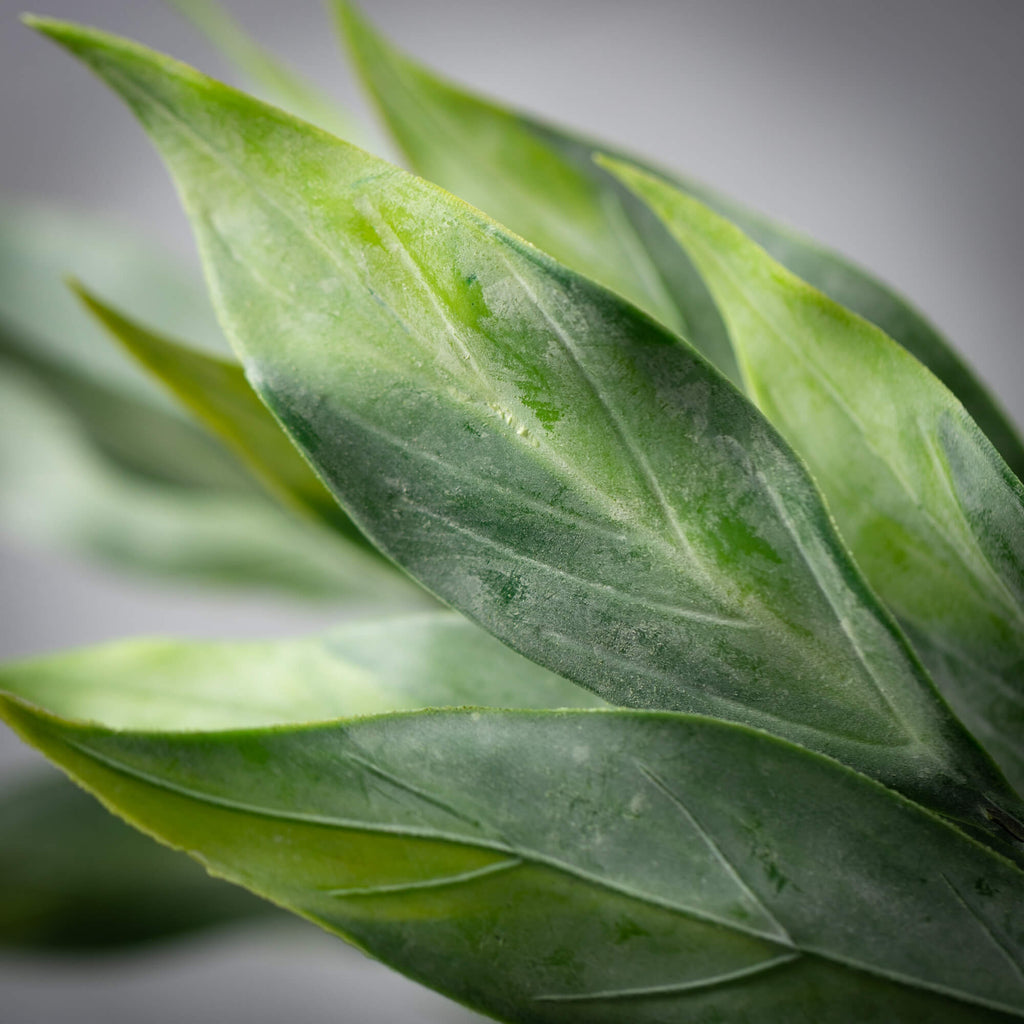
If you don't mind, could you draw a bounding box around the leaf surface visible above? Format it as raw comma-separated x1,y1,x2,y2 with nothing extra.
31,17,1024,836
333,0,701,356
334,2,1024,478
604,158,1024,795
1,689,1022,1023
0,614,587,950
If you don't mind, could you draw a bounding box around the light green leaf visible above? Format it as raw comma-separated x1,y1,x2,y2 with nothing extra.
1,685,1022,1022
32,17,1024,841
72,283,376,550
0,365,421,601
604,157,1024,795
167,0,368,145
0,770,275,950
333,2,1024,479
0,612,601,731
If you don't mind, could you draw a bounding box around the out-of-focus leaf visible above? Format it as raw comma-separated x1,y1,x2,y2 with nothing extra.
73,284,374,549
167,0,368,145
0,770,275,950
605,158,1024,795
0,202,251,491
2,686,1022,1022
34,18,1024,843
0,366,422,602
333,2,1024,479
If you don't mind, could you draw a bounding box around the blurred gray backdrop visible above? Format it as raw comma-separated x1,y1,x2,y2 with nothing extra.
1,0,1021,1021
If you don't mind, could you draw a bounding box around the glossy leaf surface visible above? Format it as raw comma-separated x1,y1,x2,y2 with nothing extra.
605,158,1024,795
31,18,1024,837
74,285,374,548
334,2,1024,478
1,687,1022,1023
0,771,274,950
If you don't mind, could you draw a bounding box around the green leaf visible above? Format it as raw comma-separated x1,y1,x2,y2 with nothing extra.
333,2,1024,480
0,612,601,731
2,684,1022,1022
675,178,1024,485
72,283,375,550
0,201,252,491
167,0,369,145
32,17,1024,840
0,364,421,601
0,770,275,950
603,157,1024,796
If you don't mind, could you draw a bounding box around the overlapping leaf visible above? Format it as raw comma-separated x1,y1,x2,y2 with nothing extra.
1,676,1021,1022
74,285,375,549
30,18,1024,842
333,1,1024,479
603,158,1024,795
0,203,412,597
0,614,591,952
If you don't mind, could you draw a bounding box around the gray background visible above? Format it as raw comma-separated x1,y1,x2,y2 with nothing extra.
1,1,1021,1021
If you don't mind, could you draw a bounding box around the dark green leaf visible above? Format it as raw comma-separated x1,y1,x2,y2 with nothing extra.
0,770,275,950
334,2,1024,479
31,17,1024,839
73,284,376,550
1,690,1021,1022
604,157,1024,795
